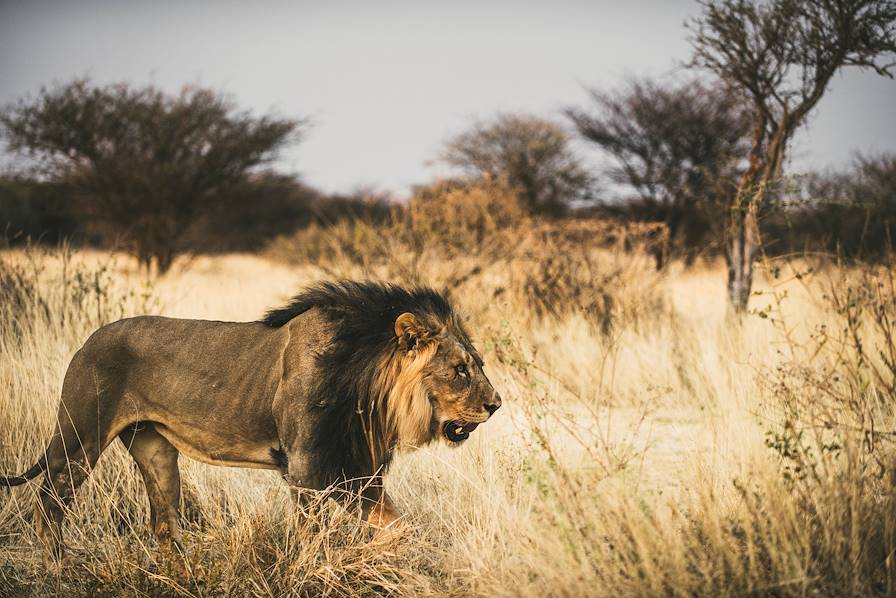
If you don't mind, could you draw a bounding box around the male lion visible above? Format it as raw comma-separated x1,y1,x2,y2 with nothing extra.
1,281,501,561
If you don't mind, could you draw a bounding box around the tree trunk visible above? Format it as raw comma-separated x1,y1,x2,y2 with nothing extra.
725,195,760,312
726,119,787,312
725,116,768,313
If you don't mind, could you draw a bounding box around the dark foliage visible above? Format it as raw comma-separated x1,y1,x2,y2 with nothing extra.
0,177,82,245
182,171,321,254
764,154,896,261
1,169,393,256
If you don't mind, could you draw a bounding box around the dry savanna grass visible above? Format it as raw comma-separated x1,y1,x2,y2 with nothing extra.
1,210,895,596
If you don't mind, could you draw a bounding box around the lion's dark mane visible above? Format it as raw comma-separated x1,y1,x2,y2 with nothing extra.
261,280,459,492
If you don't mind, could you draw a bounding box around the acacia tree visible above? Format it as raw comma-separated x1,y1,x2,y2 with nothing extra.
566,77,750,262
690,0,896,311
440,113,593,215
1,80,302,272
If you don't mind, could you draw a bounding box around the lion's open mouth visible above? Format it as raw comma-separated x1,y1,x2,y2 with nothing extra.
444,420,480,443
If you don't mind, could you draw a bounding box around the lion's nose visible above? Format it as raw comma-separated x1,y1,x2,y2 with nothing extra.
484,393,502,416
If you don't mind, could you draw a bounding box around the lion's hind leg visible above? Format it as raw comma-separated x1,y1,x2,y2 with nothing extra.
119,423,186,566
35,425,105,563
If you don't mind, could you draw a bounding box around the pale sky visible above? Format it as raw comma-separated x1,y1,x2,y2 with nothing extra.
2,0,894,195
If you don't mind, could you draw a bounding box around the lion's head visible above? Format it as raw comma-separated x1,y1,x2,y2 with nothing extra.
391,311,501,446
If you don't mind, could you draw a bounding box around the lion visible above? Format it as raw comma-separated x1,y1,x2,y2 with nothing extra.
1,281,501,562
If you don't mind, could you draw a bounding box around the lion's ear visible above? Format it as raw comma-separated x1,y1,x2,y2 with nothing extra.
395,312,430,352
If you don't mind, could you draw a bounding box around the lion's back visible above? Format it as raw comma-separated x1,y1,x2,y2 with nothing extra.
63,315,291,420
76,315,277,368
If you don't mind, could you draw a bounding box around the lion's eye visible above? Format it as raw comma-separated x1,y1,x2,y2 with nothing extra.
455,364,469,378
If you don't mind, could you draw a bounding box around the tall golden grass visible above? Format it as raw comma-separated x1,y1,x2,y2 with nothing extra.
1,196,895,595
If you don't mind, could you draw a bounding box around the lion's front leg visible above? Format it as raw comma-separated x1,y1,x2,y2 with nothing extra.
362,489,401,530
277,452,324,530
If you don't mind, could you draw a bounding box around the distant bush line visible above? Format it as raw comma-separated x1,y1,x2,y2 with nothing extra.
3,164,892,266
0,172,392,255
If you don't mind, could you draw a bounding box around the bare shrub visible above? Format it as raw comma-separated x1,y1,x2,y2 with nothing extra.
266,178,529,286
510,222,668,334
757,263,896,592
512,234,616,334
403,177,530,255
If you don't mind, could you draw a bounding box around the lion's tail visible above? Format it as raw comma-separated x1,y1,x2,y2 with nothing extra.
0,457,46,487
